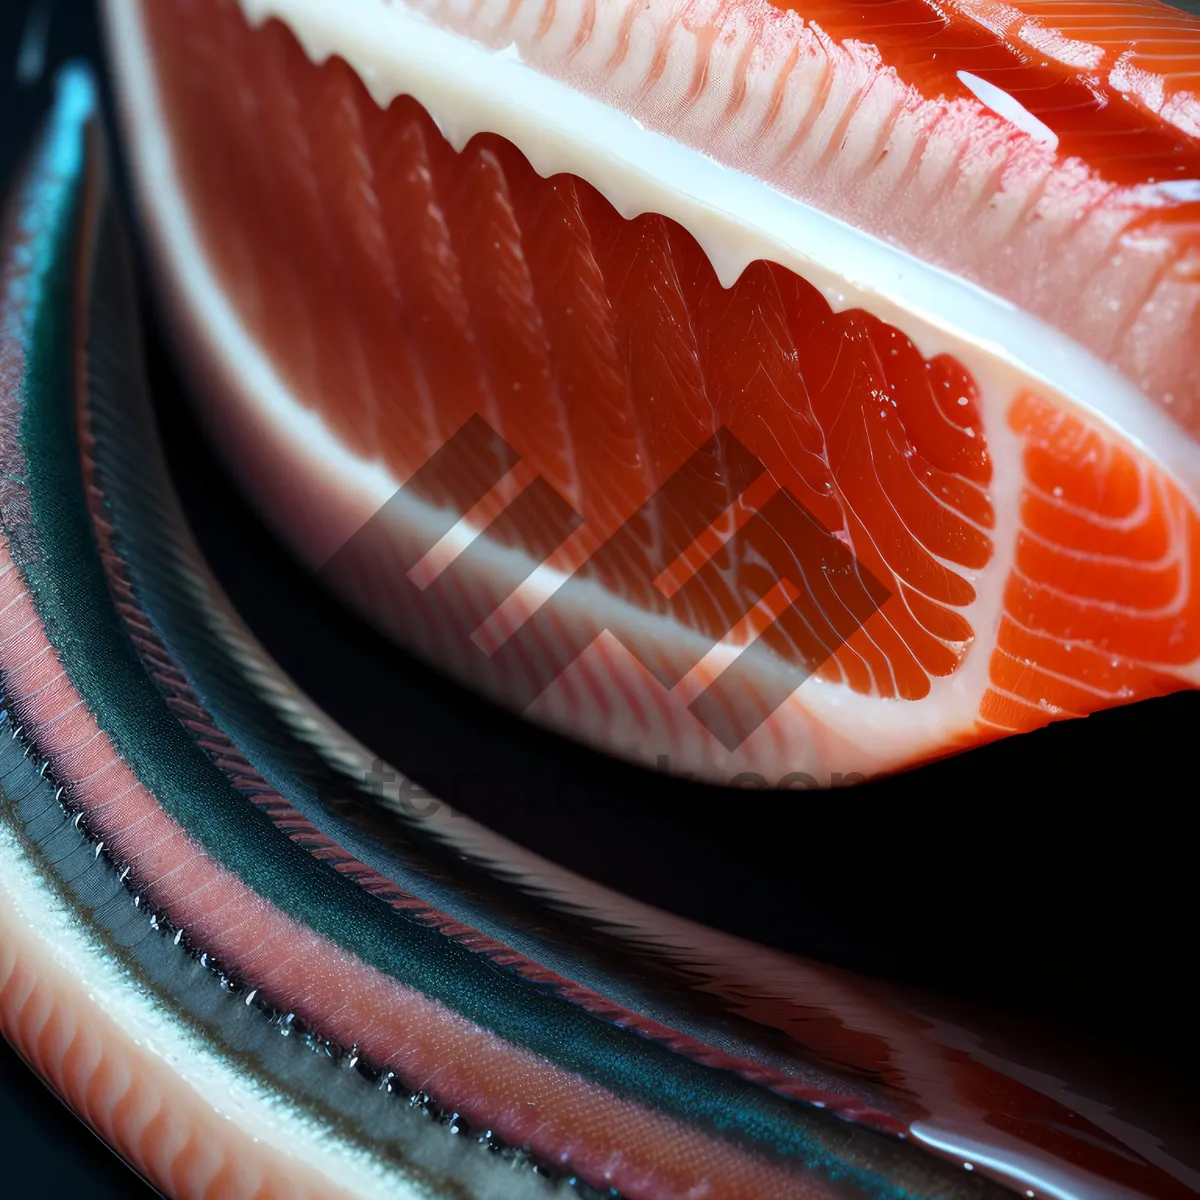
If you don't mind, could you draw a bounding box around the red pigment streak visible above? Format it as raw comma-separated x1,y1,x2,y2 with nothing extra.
6,513,1190,1195
70,312,1198,1197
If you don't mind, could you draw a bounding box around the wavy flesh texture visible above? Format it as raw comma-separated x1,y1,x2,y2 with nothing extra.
247,0,1200,430
3,65,1200,1200
103,0,1200,782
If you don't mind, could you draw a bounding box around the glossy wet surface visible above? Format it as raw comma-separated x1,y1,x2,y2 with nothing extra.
3,3,1200,1198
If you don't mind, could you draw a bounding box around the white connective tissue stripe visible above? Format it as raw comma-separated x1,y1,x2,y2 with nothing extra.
909,1124,1146,1200
956,71,1060,150
229,0,1200,498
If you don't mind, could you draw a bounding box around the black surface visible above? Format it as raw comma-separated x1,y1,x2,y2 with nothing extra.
2,0,1200,1194
0,1037,157,1199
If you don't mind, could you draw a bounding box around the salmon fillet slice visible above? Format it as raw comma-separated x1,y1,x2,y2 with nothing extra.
220,0,1200,426
105,0,1200,782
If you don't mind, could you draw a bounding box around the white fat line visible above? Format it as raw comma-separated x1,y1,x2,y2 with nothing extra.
909,1123,1147,1200
956,71,1059,150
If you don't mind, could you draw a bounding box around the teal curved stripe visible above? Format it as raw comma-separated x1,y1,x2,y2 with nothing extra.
3,63,999,1200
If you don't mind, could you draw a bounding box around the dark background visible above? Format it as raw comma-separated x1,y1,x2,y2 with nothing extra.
2,1,1198,1197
